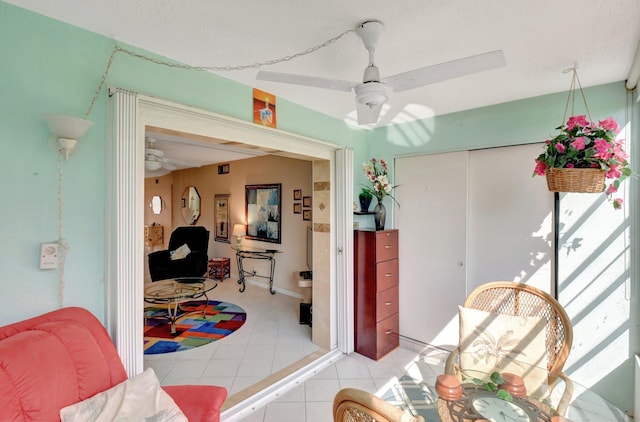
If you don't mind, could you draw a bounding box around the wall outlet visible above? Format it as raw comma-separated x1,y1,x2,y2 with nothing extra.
40,243,58,269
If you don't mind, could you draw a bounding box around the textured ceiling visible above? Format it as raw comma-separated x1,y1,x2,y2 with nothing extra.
6,0,640,128
6,0,640,172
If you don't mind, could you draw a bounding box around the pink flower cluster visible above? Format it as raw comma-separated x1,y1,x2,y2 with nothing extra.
533,115,631,210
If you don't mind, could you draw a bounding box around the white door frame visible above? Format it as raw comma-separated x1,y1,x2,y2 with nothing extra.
106,88,353,374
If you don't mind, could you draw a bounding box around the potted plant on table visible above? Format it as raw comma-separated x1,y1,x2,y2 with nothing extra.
533,115,632,209
358,188,373,212
362,157,398,230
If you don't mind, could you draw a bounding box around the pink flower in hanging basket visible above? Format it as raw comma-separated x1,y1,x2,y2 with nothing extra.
533,115,633,209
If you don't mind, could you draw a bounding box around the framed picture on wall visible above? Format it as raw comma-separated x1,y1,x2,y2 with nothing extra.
303,196,312,208
214,194,231,243
245,183,282,243
293,189,302,200
294,203,301,214
303,209,312,221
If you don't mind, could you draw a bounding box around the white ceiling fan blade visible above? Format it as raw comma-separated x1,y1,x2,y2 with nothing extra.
383,50,506,92
257,70,357,92
356,100,384,125
161,161,177,170
146,148,164,158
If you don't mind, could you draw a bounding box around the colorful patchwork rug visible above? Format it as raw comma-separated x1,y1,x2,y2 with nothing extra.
144,300,246,355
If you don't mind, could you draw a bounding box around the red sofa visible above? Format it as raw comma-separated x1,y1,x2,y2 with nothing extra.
0,307,227,421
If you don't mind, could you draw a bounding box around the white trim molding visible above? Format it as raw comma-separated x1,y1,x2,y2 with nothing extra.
106,88,353,381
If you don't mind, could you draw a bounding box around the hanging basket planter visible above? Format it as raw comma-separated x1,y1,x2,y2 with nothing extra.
533,66,632,209
545,167,605,193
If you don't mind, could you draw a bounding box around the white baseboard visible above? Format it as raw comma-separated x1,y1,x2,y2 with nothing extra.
243,278,303,300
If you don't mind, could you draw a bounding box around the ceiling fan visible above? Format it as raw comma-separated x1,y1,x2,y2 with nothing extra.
145,137,177,172
256,20,506,125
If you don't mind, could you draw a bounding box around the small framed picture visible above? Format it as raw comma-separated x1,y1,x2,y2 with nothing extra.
218,164,230,174
293,203,301,214
303,209,312,221
293,189,302,200
303,196,312,208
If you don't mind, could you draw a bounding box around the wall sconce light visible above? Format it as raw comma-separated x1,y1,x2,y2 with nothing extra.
232,224,245,247
44,114,94,160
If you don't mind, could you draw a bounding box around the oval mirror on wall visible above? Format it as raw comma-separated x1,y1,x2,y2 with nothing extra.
150,195,163,214
181,186,200,224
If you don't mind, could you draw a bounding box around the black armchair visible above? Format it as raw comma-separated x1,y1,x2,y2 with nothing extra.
148,226,210,281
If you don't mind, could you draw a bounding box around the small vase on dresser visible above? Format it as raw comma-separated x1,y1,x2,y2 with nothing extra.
373,201,386,230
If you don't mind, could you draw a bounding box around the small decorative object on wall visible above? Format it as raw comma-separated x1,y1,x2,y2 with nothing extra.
214,194,230,243
294,203,302,214
533,66,632,209
245,183,281,243
293,189,302,200
303,196,312,208
362,157,399,230
303,209,312,221
253,88,276,128
218,163,230,174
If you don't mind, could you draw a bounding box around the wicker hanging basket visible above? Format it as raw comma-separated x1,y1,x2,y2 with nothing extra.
545,167,605,193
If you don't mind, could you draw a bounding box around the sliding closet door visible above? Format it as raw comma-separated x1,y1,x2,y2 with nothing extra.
396,144,553,348
467,144,553,293
396,151,468,347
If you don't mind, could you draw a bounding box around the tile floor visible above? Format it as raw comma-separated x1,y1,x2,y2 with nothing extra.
144,278,632,421
234,343,447,422
144,277,320,398
143,276,444,421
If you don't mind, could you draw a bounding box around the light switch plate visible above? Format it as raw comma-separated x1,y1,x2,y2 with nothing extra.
40,243,58,269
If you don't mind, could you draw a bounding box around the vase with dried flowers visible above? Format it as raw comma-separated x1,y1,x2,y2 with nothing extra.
532,66,632,209
362,157,398,230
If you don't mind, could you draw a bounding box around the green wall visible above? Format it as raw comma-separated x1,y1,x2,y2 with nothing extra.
0,2,364,322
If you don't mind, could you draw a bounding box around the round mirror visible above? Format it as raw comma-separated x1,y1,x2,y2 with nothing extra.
150,195,163,214
181,186,200,224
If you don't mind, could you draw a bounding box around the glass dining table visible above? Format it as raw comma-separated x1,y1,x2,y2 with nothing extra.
379,345,630,422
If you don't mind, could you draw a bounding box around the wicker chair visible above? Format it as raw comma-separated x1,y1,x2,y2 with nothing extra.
333,388,425,422
444,281,574,416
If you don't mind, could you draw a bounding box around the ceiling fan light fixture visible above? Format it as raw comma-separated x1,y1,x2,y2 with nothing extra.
355,83,389,108
145,160,162,171
362,65,381,83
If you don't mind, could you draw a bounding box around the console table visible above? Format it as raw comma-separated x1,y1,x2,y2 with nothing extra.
232,246,281,294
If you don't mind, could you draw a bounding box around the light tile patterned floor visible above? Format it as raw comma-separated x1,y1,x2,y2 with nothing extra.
145,278,632,421
144,277,319,397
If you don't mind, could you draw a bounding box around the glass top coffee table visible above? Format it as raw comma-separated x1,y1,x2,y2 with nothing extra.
144,277,217,334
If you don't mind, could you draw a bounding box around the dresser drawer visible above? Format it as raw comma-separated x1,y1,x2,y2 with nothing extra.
375,230,398,262
376,259,398,291
376,286,399,322
376,314,399,359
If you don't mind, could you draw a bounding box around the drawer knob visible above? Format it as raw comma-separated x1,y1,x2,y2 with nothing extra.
385,330,392,335
384,245,391,249
385,301,392,306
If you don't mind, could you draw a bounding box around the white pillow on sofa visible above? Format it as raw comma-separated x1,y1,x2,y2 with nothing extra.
458,306,548,396
170,243,191,260
59,368,187,422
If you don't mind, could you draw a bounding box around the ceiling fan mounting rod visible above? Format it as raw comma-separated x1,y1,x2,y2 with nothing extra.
356,20,384,54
